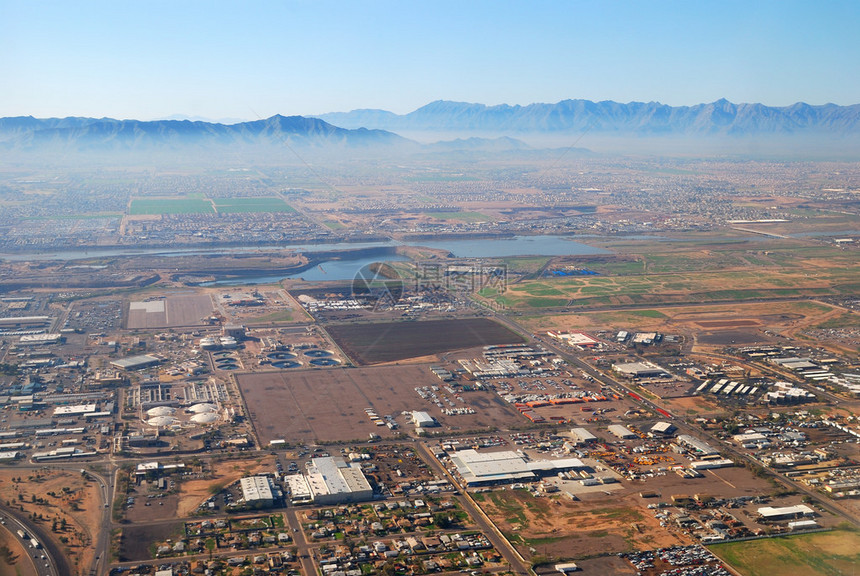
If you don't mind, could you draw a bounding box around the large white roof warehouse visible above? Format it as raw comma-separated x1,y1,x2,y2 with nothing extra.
304,456,373,504
450,449,585,487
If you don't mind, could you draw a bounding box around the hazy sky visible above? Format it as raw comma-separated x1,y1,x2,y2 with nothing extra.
2,0,858,120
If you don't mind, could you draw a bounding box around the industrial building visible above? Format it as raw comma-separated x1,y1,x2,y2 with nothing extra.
675,434,719,457
612,361,669,379
546,331,599,348
650,421,677,437
240,476,277,508
607,424,637,439
304,456,373,504
757,504,815,521
449,449,586,487
569,427,597,445
412,411,439,428
284,474,313,504
18,333,63,346
111,354,160,371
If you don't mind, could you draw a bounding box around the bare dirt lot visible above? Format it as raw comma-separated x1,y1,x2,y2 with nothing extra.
127,293,214,328
0,525,37,576
325,318,524,365
472,488,691,561
237,365,525,445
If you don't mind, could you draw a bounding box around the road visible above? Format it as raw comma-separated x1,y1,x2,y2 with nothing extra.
285,507,318,576
0,500,65,576
413,442,532,576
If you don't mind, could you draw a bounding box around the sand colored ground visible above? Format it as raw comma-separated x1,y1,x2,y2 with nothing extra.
176,455,276,517
0,525,38,576
0,469,102,576
472,488,690,562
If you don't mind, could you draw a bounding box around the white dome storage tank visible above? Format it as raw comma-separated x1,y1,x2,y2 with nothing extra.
191,412,219,424
188,403,218,414
147,416,178,427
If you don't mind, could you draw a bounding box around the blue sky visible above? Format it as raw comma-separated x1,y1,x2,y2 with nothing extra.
2,0,858,120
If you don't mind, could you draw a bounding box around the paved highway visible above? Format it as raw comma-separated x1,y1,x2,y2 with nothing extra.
0,500,64,576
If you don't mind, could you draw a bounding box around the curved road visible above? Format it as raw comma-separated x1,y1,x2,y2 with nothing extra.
0,500,67,576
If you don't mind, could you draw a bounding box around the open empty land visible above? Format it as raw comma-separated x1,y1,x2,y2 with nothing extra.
326,318,524,364
237,364,525,445
127,293,214,328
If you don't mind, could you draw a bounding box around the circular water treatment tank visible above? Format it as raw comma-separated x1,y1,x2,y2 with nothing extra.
191,412,219,424
271,360,301,369
146,406,176,417
267,351,298,360
188,403,217,414
310,358,340,367
304,349,333,358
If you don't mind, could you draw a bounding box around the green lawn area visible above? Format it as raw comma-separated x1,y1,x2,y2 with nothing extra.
709,529,860,576
130,198,215,215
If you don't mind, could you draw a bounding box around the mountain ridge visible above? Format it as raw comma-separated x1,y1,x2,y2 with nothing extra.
317,98,860,135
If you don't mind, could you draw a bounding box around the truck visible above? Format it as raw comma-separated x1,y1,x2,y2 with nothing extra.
16,529,26,539
30,538,40,549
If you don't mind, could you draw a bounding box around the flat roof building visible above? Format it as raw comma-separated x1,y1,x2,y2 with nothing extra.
607,424,637,439
757,504,814,521
240,476,276,507
111,354,160,371
650,421,677,437
305,456,373,504
570,427,597,445
450,449,585,487
612,361,669,379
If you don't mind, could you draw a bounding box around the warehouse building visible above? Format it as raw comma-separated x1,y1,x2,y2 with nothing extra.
412,411,439,428
607,424,637,439
569,427,598,445
757,504,815,521
675,434,719,457
612,361,669,379
305,456,373,504
240,476,277,508
111,354,160,371
450,449,586,487
650,421,677,437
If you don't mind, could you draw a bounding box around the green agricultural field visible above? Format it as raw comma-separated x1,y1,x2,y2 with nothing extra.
130,197,215,215
709,529,860,576
480,240,860,311
213,197,295,213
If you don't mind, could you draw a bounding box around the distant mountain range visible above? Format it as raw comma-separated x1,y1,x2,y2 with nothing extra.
0,115,411,152
318,99,860,135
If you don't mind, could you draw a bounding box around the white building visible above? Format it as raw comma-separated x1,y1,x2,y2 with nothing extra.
240,476,276,507
305,457,373,504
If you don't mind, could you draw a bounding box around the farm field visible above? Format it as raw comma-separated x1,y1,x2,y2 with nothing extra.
325,318,524,365
482,237,860,311
709,528,860,576
237,364,525,445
